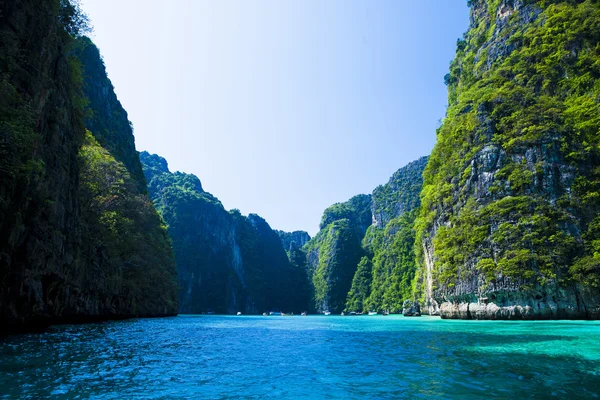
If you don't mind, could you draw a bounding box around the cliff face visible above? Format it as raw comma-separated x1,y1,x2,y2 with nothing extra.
346,158,427,313
0,0,178,333
74,36,178,319
141,152,311,314
306,157,428,314
0,0,84,330
74,37,146,188
417,0,600,319
371,156,428,228
305,195,371,313
276,230,311,253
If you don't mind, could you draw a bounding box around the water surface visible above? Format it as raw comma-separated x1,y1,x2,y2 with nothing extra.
1,315,599,399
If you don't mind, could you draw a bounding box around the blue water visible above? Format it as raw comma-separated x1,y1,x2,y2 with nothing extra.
1,315,600,399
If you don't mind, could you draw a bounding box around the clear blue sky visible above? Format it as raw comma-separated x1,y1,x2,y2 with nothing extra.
80,0,469,236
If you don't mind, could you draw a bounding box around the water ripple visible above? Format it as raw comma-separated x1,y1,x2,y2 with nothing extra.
1,316,600,399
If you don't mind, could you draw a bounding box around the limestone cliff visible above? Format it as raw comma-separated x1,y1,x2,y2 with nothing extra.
276,230,311,253
306,156,428,314
0,0,84,331
141,152,311,314
0,0,178,333
346,158,427,313
304,195,371,313
417,0,600,319
371,156,428,228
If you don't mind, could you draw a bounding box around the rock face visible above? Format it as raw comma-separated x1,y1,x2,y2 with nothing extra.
402,300,421,317
276,230,311,253
141,152,311,314
305,195,371,313
74,37,147,188
0,0,83,332
357,157,428,314
0,0,178,333
74,37,178,320
371,156,428,228
417,0,600,319
306,158,428,314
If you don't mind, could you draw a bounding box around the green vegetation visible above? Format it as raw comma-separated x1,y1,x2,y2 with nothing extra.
371,156,428,227
362,211,419,313
307,158,427,314
141,152,312,314
320,194,373,235
73,36,147,186
79,132,178,314
310,219,365,313
58,0,91,37
417,1,600,294
0,0,178,331
345,256,373,312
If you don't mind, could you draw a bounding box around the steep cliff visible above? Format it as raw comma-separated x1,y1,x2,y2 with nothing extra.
0,0,178,332
308,219,366,314
306,157,428,314
276,230,313,310
0,0,84,331
74,37,146,187
371,156,428,228
345,158,427,313
277,230,311,253
304,195,371,313
77,132,178,318
141,152,311,314
416,0,600,319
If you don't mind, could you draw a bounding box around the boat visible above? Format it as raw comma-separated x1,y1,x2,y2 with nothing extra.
323,311,331,316
237,312,242,316
368,311,378,316
263,312,268,316
349,311,357,316
301,312,307,316
269,311,282,316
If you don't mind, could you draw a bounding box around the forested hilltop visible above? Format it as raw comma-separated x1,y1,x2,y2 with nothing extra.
140,152,312,314
0,0,177,333
416,0,600,319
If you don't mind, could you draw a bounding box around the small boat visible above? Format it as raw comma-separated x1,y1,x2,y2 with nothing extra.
269,311,282,316
263,312,269,316
349,311,357,316
368,311,377,316
323,311,331,316
301,312,307,316
237,312,242,316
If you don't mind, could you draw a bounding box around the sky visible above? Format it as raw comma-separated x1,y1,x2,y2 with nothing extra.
80,0,469,236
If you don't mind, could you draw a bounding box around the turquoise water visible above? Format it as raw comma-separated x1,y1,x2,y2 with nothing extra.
1,315,600,399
